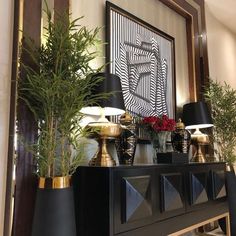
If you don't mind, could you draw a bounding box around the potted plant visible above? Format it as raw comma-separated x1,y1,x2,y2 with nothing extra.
19,7,107,236
204,79,236,234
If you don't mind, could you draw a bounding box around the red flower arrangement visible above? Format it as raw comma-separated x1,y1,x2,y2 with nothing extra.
142,115,176,133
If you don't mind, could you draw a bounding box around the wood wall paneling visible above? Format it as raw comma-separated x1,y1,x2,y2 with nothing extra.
54,0,69,16
3,0,20,235
11,1,71,235
159,0,209,101
193,0,210,92
8,1,209,236
12,0,41,235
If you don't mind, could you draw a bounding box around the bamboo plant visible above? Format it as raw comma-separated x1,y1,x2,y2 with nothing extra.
204,79,236,166
19,8,107,178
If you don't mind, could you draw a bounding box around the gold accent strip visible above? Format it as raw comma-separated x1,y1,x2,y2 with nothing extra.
168,212,230,236
226,213,231,236
38,176,71,189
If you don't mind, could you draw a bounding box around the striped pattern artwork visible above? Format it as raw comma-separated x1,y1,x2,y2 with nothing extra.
109,8,174,118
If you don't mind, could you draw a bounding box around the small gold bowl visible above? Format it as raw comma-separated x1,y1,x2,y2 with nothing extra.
87,122,122,138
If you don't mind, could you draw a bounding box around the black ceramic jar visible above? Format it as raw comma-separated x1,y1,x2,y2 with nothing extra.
115,112,137,165
171,119,191,153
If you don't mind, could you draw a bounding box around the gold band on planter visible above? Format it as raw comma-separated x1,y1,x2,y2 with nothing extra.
38,176,71,189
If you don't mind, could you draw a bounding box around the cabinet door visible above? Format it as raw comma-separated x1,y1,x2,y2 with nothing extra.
113,168,155,234
211,170,226,200
122,175,152,223
160,173,184,212
189,171,209,205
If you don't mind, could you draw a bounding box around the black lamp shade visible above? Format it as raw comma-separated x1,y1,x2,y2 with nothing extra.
182,101,213,129
80,73,125,116
94,73,125,111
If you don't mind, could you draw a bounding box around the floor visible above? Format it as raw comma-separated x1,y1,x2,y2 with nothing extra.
208,227,225,235
196,228,225,235
182,227,225,236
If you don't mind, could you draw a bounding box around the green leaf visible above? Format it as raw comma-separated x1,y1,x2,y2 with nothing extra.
18,7,111,177
204,79,236,165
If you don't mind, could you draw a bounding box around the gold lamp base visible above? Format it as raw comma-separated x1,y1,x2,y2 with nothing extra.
89,138,116,166
191,129,210,163
87,122,122,167
191,144,206,163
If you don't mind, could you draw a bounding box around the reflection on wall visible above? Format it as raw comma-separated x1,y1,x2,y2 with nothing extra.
70,0,190,163
206,4,236,89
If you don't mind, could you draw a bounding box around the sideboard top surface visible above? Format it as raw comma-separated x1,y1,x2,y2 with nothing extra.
78,162,226,170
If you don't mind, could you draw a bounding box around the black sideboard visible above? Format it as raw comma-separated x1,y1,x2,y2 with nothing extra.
73,162,228,236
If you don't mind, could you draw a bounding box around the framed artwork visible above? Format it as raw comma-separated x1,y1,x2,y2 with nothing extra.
106,1,176,119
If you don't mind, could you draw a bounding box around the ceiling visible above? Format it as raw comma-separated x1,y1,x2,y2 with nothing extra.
205,0,236,34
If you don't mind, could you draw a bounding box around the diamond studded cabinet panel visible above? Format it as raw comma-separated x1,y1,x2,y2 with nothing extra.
122,176,152,223
113,168,186,233
189,171,209,205
73,163,228,236
160,173,184,212
211,170,226,200
113,167,156,234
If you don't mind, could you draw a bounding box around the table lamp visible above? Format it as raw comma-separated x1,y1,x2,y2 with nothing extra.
182,101,213,162
81,73,125,167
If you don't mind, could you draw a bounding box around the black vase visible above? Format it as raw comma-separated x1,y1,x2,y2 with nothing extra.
115,112,137,165
32,186,76,236
218,170,236,235
171,119,191,154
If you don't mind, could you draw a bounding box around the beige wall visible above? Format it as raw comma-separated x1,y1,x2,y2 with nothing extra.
70,0,190,163
0,0,14,233
205,4,236,89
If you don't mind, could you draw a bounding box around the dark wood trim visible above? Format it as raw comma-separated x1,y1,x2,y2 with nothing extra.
194,0,210,92
54,0,70,39
12,0,42,235
159,0,209,101
11,1,71,235
3,0,20,235
190,6,201,100
54,0,69,16
185,17,195,101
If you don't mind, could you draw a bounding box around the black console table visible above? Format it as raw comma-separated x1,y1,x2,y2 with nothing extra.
73,163,230,236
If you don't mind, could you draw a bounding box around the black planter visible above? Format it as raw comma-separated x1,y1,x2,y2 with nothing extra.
218,170,236,235
32,187,76,236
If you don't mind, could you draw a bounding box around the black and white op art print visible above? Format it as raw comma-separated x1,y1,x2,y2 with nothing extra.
107,3,176,118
